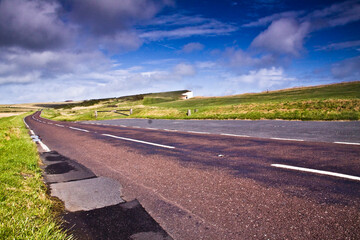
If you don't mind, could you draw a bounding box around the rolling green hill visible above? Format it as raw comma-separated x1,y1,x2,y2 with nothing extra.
38,81,360,121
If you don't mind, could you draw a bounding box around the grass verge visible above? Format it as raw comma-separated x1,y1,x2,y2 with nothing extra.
0,113,71,239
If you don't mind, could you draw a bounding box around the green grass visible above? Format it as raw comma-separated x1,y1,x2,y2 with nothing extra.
42,81,360,121
0,114,71,239
155,81,360,108
36,90,189,110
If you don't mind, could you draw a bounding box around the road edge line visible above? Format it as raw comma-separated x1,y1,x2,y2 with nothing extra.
24,115,51,152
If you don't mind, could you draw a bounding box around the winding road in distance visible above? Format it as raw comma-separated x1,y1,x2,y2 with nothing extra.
26,112,360,239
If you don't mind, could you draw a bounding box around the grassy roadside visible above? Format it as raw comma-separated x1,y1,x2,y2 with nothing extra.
0,114,71,239
42,81,360,121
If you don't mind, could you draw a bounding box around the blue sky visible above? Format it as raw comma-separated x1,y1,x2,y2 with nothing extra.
0,0,359,103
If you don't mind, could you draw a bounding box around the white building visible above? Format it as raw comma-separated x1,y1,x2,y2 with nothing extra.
181,91,193,100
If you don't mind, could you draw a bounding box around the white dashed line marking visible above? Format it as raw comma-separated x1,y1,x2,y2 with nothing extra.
102,134,175,149
334,142,360,146
69,127,90,133
221,133,250,137
146,127,158,130
271,164,360,181
270,137,304,142
119,125,127,127
55,124,65,127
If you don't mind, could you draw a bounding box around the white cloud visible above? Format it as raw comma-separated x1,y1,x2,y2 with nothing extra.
182,42,204,53
315,40,360,51
0,0,174,54
244,0,360,31
69,0,173,35
244,0,360,59
0,50,199,103
250,18,310,56
196,61,216,69
306,0,360,30
97,31,143,52
331,56,360,79
0,71,41,85
147,13,208,26
0,0,72,50
173,63,196,76
243,11,304,27
0,48,111,82
140,14,237,40
225,48,277,69
229,67,296,89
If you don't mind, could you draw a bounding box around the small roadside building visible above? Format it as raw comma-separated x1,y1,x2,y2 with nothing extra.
181,91,193,100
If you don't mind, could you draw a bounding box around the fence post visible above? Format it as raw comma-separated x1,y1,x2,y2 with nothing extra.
95,110,98,118
187,109,191,116
129,109,133,115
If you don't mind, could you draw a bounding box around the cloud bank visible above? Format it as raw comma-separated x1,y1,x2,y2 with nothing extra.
0,0,359,103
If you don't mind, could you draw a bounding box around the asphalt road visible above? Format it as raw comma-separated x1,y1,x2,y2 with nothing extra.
82,118,360,144
26,112,360,239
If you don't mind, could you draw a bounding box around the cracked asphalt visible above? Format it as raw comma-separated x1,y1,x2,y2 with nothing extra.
26,112,360,239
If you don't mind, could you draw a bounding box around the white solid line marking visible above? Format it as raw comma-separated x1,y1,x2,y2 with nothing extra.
271,164,360,181
270,137,304,142
164,129,178,132
23,118,30,128
24,116,51,152
38,140,51,152
102,134,175,149
334,142,360,146
55,124,64,127
221,133,250,137
120,125,127,127
69,127,90,132
187,131,210,134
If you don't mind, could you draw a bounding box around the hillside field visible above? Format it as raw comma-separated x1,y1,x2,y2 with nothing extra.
4,81,360,121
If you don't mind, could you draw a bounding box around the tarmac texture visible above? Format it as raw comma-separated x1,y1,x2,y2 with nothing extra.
83,118,360,144
62,200,172,240
38,150,173,239
26,112,360,239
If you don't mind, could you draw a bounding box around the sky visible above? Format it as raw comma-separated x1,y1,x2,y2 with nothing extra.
0,0,359,104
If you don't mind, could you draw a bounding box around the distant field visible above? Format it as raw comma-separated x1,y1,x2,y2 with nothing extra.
0,112,26,118
39,81,360,121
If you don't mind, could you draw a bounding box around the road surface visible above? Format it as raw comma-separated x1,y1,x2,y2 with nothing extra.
82,118,360,144
26,112,360,239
